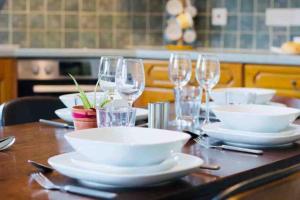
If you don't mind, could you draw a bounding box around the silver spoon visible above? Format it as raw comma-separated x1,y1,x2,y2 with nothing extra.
0,136,15,151
29,159,220,172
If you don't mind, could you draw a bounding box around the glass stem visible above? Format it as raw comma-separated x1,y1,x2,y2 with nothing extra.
175,86,182,121
205,89,210,123
128,99,134,107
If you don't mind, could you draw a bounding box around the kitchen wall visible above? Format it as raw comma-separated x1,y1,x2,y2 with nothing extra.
0,0,299,50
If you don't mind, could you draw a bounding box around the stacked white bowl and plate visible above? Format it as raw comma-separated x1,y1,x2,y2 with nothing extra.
55,92,148,123
202,88,300,148
48,127,204,188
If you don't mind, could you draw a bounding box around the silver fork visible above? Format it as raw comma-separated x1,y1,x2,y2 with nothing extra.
31,172,117,199
193,137,263,155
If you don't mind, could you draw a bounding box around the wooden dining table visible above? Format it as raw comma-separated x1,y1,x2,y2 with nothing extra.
1,96,300,200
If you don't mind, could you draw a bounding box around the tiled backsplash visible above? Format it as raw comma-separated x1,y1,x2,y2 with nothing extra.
0,0,300,50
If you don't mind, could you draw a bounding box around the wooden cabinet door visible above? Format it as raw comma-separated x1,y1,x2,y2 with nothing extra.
0,59,17,103
134,60,243,107
245,64,300,98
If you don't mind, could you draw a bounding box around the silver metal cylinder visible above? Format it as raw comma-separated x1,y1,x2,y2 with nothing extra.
148,102,169,129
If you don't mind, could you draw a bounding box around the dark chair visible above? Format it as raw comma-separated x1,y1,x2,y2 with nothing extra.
1,96,65,126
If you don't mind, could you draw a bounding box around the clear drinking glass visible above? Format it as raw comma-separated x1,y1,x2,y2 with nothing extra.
115,59,145,106
196,54,220,125
96,106,136,127
168,53,192,127
98,56,123,100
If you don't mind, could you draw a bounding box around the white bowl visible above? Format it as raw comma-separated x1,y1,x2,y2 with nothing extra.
211,88,276,105
59,92,109,108
55,108,73,123
65,127,190,167
213,104,300,132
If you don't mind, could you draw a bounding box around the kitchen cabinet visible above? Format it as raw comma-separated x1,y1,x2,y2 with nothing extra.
245,64,300,98
0,59,17,103
134,60,243,107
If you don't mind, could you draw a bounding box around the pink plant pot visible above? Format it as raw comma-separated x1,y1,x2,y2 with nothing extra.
72,105,97,130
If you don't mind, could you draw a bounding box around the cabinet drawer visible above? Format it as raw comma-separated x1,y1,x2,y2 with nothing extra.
245,64,300,98
134,87,174,107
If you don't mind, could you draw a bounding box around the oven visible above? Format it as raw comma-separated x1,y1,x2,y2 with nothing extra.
17,59,99,97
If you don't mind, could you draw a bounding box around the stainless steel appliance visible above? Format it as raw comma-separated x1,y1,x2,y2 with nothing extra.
17,59,99,96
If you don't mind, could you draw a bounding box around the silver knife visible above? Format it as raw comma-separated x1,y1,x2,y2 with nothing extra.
39,119,74,129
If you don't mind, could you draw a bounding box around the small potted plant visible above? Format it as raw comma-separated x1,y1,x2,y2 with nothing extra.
69,74,110,130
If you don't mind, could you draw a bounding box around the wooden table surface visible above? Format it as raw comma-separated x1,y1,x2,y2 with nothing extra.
1,96,300,200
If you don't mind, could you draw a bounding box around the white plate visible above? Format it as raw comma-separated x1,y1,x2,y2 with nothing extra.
48,152,203,188
55,107,148,123
71,152,177,174
202,122,300,146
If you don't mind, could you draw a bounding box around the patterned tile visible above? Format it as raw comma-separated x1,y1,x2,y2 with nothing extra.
12,31,27,47
30,0,45,11
65,14,79,29
147,32,163,46
80,14,97,29
240,0,253,13
131,0,147,12
256,33,269,49
0,13,9,29
98,15,113,30
47,14,62,29
149,0,165,12
224,33,237,48
272,33,287,46
0,0,9,10
240,15,254,32
255,15,269,33
99,30,113,48
12,14,27,29
225,15,238,31
115,0,131,12
114,30,131,48
225,0,238,13
30,14,45,29
12,0,27,11
195,16,208,30
97,0,114,12
194,0,207,13
132,14,146,29
0,31,8,43
114,14,131,29
46,31,62,48
65,0,79,11
240,34,253,49
30,31,45,47
149,15,163,30
47,0,62,11
81,0,96,11
65,31,79,48
132,31,147,46
255,0,271,13
80,31,97,48
209,32,222,48
274,0,288,8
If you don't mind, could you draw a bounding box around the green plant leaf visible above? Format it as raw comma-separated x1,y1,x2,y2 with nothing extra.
69,74,92,109
93,78,101,107
100,99,111,108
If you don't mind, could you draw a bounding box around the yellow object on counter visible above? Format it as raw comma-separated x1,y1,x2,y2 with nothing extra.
281,41,300,54
165,44,194,50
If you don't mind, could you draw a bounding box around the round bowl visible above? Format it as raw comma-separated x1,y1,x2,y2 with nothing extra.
65,127,190,167
212,104,300,132
211,88,276,105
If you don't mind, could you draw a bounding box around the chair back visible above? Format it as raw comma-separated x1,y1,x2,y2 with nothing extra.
1,96,64,126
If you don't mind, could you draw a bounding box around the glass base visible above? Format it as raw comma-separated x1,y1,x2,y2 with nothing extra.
168,119,192,129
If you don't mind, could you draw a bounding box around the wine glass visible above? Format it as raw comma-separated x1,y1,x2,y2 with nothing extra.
115,59,145,106
168,53,192,127
98,56,123,100
196,54,220,125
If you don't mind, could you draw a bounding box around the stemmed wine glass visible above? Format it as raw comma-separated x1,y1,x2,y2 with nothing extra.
196,54,220,125
98,56,123,100
168,53,192,127
115,59,145,106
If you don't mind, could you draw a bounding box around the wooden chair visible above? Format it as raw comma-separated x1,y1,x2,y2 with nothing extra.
213,163,300,200
0,96,65,126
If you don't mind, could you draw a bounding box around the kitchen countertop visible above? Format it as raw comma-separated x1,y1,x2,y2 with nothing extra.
1,47,300,66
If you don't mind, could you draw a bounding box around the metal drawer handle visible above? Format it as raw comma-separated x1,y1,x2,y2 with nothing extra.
291,80,300,91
